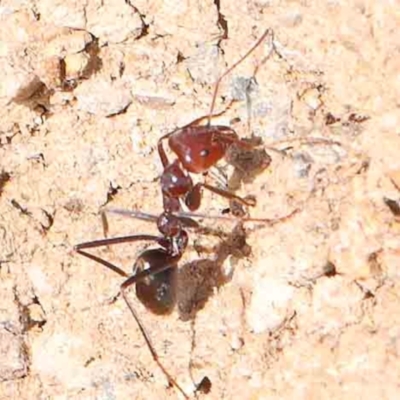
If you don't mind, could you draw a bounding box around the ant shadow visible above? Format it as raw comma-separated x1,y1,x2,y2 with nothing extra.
172,141,289,394
207,134,274,217
176,220,256,395
177,218,250,322
175,137,275,322
226,136,272,190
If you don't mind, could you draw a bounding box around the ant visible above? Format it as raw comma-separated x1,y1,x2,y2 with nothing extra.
75,28,294,398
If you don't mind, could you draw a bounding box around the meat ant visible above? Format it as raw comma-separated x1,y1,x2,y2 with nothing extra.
75,28,295,398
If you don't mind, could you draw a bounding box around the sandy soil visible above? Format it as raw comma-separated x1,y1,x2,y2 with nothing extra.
1,1,400,399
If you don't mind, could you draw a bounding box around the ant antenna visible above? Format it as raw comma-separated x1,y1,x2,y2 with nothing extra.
101,206,300,227
207,28,275,126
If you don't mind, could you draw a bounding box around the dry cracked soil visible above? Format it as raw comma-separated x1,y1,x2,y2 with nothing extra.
1,1,400,400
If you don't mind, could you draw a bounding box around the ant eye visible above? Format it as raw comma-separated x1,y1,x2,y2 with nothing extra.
200,149,210,157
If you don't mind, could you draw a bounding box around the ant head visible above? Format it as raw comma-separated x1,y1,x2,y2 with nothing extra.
169,125,239,173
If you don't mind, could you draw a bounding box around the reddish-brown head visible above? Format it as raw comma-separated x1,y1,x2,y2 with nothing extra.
169,125,239,174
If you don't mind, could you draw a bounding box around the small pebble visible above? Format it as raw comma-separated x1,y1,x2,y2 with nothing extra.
75,78,132,117
64,52,90,80
246,277,294,334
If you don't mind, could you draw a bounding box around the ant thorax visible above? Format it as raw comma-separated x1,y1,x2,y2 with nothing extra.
160,159,193,198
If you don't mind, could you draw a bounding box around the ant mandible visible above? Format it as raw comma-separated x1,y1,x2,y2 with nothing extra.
75,28,289,398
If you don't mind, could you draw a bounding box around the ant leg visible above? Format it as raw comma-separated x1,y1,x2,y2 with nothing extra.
98,207,231,242
157,132,173,168
120,270,189,398
101,207,159,224
102,207,201,230
75,234,163,250
174,207,300,225
200,182,256,206
75,246,189,398
185,182,256,211
74,234,164,277
76,248,128,278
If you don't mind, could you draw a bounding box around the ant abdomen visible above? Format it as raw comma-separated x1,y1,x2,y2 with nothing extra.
134,249,178,315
